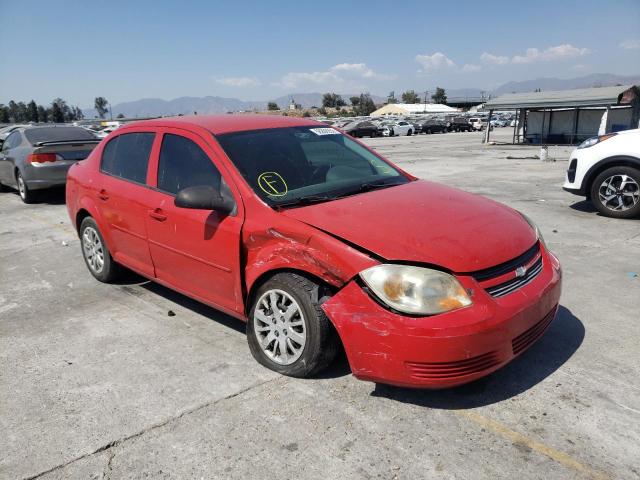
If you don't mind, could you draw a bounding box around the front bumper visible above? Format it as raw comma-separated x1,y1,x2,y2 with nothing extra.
322,249,562,389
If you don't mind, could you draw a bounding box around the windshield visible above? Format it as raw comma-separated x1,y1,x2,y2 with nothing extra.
216,126,408,207
25,127,97,144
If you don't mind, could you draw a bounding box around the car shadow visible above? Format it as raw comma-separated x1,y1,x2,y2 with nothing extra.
370,305,584,408
568,200,597,213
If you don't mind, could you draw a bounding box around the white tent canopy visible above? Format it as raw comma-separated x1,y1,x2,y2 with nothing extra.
371,103,458,116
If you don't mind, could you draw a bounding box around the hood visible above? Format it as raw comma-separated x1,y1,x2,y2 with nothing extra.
282,180,537,272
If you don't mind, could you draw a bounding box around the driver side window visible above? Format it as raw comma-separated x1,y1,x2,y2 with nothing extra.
3,131,20,151
157,134,222,195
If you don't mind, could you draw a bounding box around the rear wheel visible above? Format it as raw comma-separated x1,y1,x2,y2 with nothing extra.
247,273,339,378
16,171,37,204
590,166,640,219
407,129,413,136
79,217,121,282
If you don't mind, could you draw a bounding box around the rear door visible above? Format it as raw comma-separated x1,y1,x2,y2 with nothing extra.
96,131,156,277
143,128,244,315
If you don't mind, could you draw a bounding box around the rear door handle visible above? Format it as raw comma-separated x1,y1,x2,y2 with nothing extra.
97,189,109,201
148,209,167,222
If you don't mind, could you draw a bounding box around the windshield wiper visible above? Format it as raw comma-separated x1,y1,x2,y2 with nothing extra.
336,179,407,198
273,195,335,209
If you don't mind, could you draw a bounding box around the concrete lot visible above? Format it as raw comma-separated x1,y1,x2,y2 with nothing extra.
1,129,639,480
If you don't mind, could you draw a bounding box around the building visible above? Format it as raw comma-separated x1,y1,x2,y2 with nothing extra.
370,103,458,117
482,85,640,144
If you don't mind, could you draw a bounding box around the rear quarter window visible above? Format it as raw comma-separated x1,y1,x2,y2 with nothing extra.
100,132,155,184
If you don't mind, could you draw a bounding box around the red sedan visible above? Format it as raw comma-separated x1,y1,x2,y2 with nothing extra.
66,115,562,388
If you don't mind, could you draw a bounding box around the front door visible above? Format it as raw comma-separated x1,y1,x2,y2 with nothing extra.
143,129,243,315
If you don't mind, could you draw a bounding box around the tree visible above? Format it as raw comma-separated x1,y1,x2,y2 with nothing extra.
37,105,48,123
51,101,65,123
16,102,28,122
8,101,19,122
27,100,39,122
267,102,279,111
0,105,9,123
431,87,447,104
352,93,376,116
302,111,311,117
401,90,421,104
350,96,360,107
94,97,109,119
387,91,397,104
322,93,346,108
73,106,84,120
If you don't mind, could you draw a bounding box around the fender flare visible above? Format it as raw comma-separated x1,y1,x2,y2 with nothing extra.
582,155,640,195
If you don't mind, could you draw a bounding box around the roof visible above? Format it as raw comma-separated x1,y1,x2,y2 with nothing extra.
483,85,638,110
122,114,320,135
371,103,458,116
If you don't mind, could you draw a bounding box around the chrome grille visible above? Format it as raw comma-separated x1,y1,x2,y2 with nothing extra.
485,256,543,298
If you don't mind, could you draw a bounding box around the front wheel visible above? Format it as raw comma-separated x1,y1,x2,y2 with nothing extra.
590,166,640,219
407,129,413,136
79,217,121,282
247,273,339,378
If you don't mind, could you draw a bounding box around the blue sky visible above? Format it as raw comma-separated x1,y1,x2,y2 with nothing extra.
1,0,639,107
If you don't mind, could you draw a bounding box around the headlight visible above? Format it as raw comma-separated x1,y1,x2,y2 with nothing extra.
359,265,472,315
519,212,546,247
577,133,616,149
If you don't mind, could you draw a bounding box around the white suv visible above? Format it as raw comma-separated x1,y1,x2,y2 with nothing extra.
563,128,640,219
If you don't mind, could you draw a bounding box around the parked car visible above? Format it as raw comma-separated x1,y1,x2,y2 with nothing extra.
380,120,413,137
469,117,488,131
563,128,640,218
0,126,100,203
420,118,448,134
66,115,561,388
444,116,473,132
342,120,379,138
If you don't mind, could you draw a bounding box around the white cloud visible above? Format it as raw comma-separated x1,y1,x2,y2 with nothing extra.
415,52,455,72
462,63,482,72
511,44,590,64
276,62,392,88
480,52,509,65
216,76,261,87
620,39,640,50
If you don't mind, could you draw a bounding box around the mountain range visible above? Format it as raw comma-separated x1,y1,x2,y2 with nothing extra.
82,73,640,118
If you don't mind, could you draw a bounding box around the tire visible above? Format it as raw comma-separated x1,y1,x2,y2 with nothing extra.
590,166,640,219
426,128,432,134
16,170,37,204
79,217,121,282
247,272,339,378
407,129,413,136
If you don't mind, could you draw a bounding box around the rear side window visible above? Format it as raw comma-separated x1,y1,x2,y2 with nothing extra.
157,134,221,195
3,131,22,150
101,133,154,184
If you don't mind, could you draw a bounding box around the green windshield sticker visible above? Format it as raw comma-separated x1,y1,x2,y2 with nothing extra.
257,172,288,197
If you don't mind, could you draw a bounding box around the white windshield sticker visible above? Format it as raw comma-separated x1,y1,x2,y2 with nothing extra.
309,127,340,136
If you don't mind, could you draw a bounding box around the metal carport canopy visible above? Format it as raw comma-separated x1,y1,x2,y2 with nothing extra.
481,85,635,110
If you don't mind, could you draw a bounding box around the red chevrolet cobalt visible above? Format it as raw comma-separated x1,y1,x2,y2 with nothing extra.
66,115,561,388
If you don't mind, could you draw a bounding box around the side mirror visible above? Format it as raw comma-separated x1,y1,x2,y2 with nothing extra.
174,185,235,215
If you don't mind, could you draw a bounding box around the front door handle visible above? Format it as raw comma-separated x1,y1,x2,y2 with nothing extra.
97,189,109,201
148,209,167,222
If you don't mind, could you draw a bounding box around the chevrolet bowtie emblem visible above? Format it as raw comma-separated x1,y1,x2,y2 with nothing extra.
515,266,527,278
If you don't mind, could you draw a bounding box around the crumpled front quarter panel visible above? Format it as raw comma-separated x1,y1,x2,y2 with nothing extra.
242,213,378,299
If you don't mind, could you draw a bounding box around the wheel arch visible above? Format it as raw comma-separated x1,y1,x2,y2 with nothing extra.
583,155,640,197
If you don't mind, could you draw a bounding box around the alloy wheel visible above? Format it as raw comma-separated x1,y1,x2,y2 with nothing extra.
82,226,105,274
598,174,640,212
253,289,306,365
17,174,26,200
